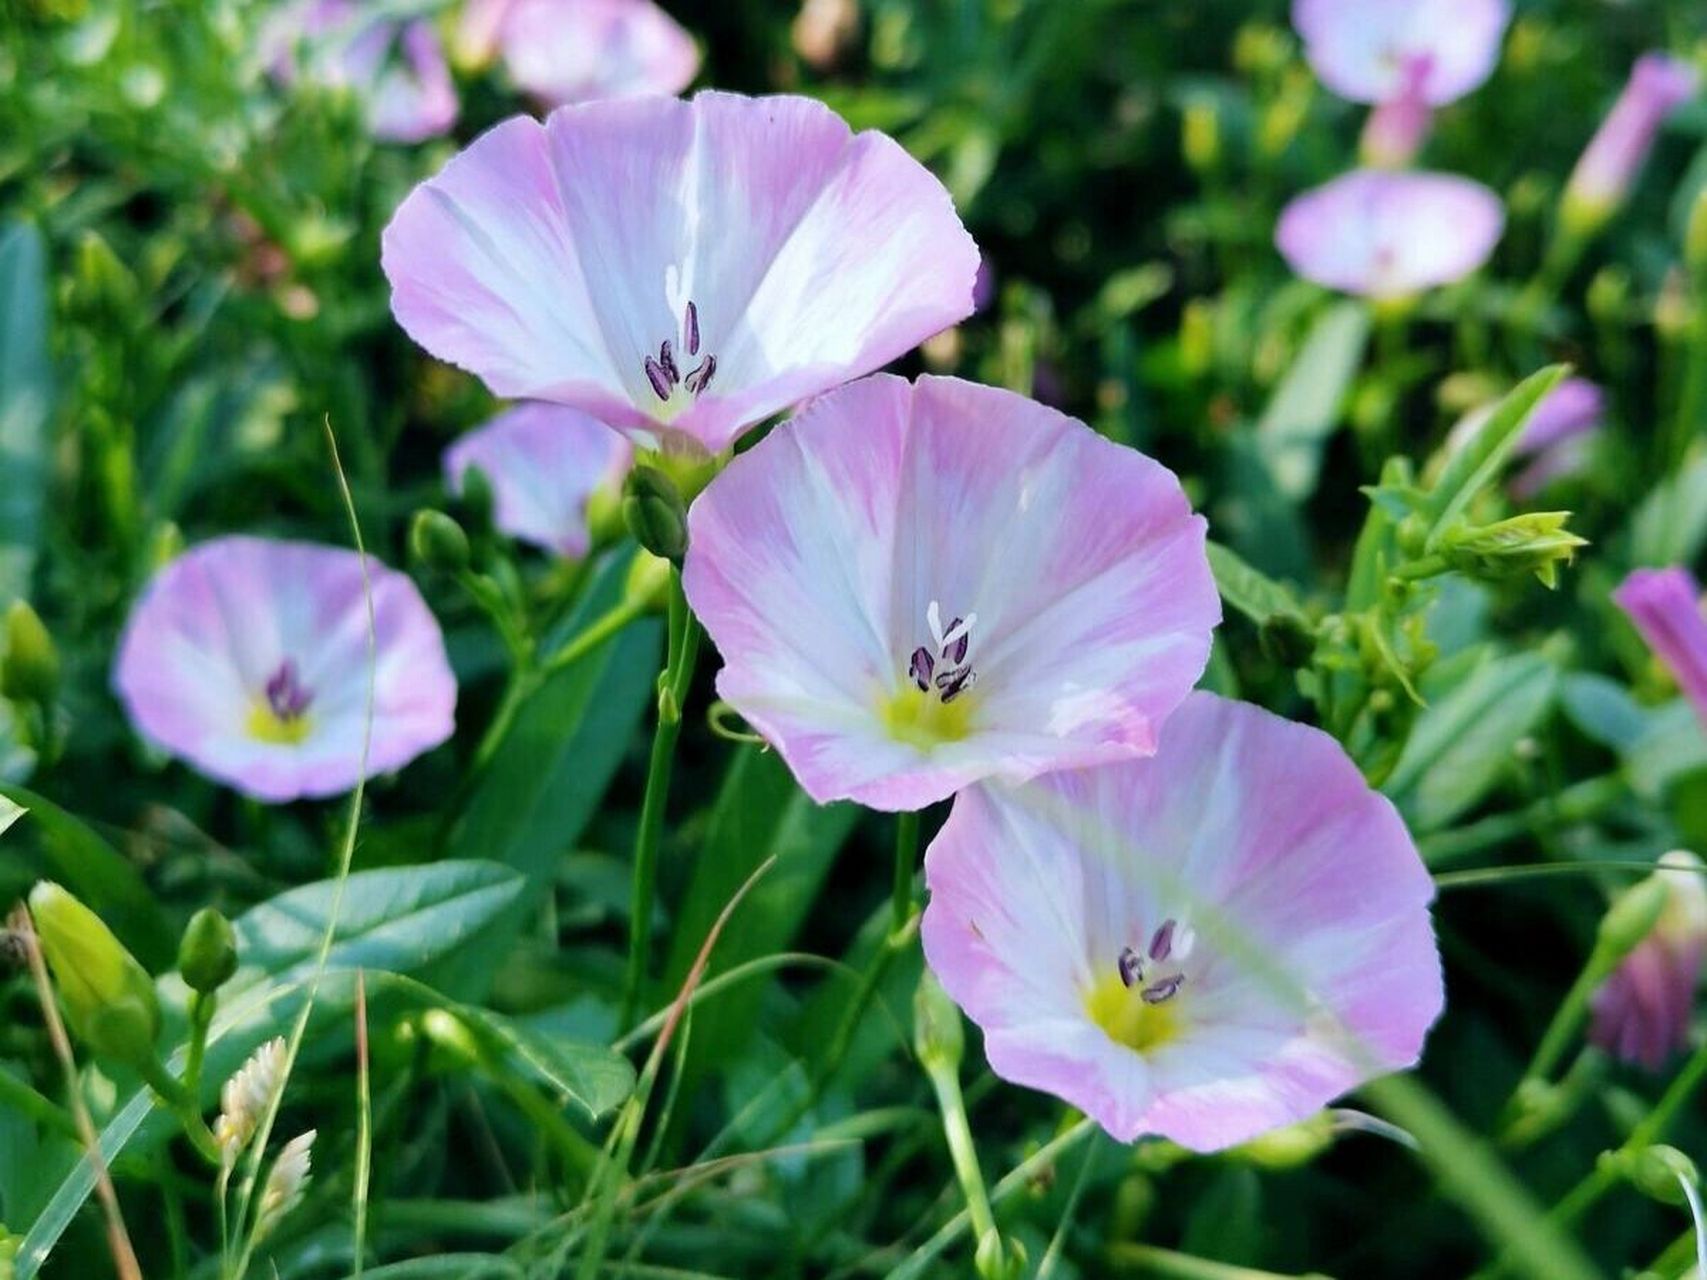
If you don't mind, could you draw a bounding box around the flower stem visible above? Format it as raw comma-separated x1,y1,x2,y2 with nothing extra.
183,989,217,1100
922,1054,998,1256
137,1055,222,1166
892,809,922,932
619,569,702,1030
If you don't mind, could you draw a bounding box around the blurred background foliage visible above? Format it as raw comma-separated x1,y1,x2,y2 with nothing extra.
4,0,1707,1277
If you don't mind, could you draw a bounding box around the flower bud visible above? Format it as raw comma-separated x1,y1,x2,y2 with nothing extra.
1597,871,1672,959
1,600,59,707
974,1229,1027,1280
623,549,674,614
28,882,161,1068
1182,99,1219,173
1562,53,1700,237
1688,188,1707,276
1591,852,1707,1070
1439,512,1589,588
410,509,471,574
622,465,689,562
457,463,496,534
913,969,965,1073
1625,1144,1699,1205
177,907,238,995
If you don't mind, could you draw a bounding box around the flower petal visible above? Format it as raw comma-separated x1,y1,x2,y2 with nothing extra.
1293,0,1511,106
921,693,1443,1150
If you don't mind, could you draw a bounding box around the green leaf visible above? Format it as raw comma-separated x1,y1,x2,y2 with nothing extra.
1423,365,1569,550
14,861,527,1279
1623,701,1707,798
0,221,52,602
0,794,22,838
0,783,176,969
1385,651,1560,834
661,747,858,1078
1630,450,1707,568
448,559,662,903
1205,540,1305,625
358,1258,521,1280
453,1004,634,1121
1256,299,1370,500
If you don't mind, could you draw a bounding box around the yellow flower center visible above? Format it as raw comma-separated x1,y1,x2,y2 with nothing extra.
1085,971,1181,1054
879,683,976,749
247,702,313,746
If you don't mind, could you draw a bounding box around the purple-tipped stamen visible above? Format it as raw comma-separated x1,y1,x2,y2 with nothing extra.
265,659,312,721
644,356,672,401
939,668,976,703
1118,946,1143,989
685,355,717,396
659,340,680,386
909,647,935,691
945,617,969,665
1141,976,1183,1005
685,300,700,356
1149,919,1176,963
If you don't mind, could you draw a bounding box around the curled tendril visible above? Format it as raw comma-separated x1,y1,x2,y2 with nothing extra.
707,700,768,747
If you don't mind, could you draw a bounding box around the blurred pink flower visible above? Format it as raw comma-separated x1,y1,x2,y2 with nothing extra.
444,402,631,557
921,692,1444,1149
114,537,456,803
1447,377,1606,498
1565,53,1700,224
262,0,458,144
1590,851,1707,1071
1276,169,1504,299
474,0,699,108
1293,0,1510,106
1360,58,1434,168
382,92,980,457
1614,566,1707,729
681,374,1219,812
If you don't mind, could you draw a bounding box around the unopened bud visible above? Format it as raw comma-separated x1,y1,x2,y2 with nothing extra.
913,969,964,1072
1182,99,1219,173
1626,1144,1699,1205
1439,512,1589,588
458,464,496,534
28,882,161,1068
409,509,470,574
2,600,59,706
974,1229,1027,1280
177,907,237,994
1597,873,1671,962
420,1008,483,1070
622,465,689,562
623,549,674,613
1587,267,1632,325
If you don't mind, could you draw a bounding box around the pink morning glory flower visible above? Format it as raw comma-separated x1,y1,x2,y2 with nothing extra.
444,403,632,558
1590,852,1707,1071
459,0,699,108
114,537,457,803
921,692,1444,1149
381,91,981,457
1292,0,1511,107
1614,567,1707,730
681,374,1220,812
1276,170,1505,299
261,0,459,145
1564,53,1700,226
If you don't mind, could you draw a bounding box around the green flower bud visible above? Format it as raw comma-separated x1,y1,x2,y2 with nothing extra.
2,600,59,706
1597,873,1671,962
177,907,238,994
622,465,689,562
974,1229,1027,1280
1626,1145,1699,1206
1439,512,1589,588
1182,99,1219,173
28,882,161,1068
1687,188,1707,276
1586,266,1631,325
410,509,471,574
420,1008,484,1071
458,464,496,534
623,550,674,614
913,969,964,1073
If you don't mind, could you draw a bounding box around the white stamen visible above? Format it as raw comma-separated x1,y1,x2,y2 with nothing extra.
927,600,946,651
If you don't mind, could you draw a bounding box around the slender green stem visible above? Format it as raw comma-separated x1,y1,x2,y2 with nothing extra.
892,810,922,932
924,1059,997,1249
889,1119,1094,1280
620,570,702,1030
1105,1245,1333,1280
1512,953,1612,1100
137,1056,221,1165
183,989,216,1100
